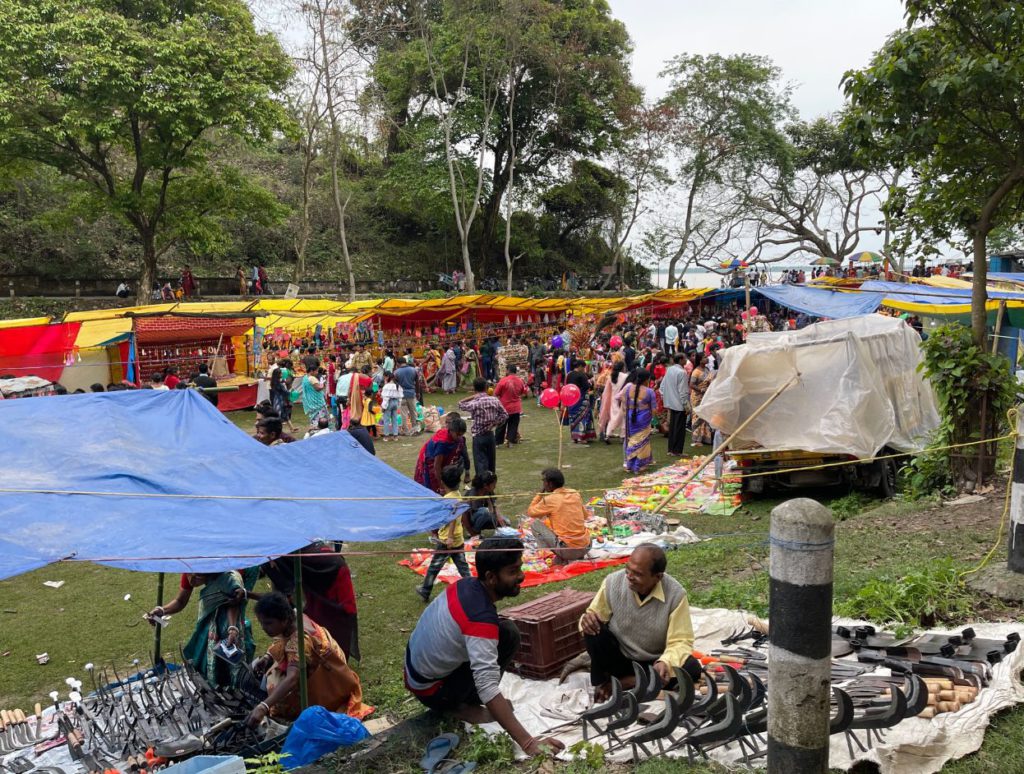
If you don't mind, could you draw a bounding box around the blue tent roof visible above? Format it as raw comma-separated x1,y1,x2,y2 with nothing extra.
753,284,883,319
0,390,458,580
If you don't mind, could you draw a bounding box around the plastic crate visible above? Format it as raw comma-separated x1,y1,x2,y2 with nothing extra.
500,589,594,680
162,756,245,774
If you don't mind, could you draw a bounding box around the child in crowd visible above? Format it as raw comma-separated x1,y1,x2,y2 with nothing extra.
415,465,471,602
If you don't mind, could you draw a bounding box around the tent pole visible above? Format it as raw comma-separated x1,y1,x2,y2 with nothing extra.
153,572,165,667
293,558,309,711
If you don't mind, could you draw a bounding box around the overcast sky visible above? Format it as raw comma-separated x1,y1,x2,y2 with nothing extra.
607,0,906,120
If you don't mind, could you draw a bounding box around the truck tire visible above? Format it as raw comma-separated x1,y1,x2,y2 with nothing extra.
878,457,898,498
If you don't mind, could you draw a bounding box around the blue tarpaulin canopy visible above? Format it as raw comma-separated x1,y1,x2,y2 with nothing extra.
0,390,457,580
752,284,883,319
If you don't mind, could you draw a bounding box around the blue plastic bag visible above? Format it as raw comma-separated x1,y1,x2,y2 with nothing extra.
279,706,370,769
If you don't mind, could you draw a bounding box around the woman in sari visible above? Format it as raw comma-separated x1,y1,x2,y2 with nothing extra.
621,369,656,473
598,360,628,443
563,359,596,444
422,346,441,390
300,360,329,428
651,354,669,435
414,415,469,494
148,569,258,689
689,353,715,446
247,592,372,727
460,344,480,389
438,346,458,394
260,542,361,661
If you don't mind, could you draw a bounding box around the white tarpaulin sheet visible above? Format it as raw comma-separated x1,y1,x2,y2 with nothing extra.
480,608,1024,773
695,315,940,458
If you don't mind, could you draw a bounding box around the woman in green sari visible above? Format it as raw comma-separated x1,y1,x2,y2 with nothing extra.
147,569,259,688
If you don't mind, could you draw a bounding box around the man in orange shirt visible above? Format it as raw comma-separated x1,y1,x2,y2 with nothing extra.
526,468,590,564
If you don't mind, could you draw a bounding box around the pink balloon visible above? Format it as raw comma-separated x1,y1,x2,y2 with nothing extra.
609,335,623,348
559,383,581,407
540,387,561,409
749,306,758,316
741,311,749,320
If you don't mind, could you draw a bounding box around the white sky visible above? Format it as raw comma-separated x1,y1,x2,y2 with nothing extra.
607,0,906,119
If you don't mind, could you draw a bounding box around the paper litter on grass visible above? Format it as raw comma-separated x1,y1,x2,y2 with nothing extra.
475,608,1024,774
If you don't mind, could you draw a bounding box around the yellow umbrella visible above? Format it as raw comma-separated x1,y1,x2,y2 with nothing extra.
847,251,885,263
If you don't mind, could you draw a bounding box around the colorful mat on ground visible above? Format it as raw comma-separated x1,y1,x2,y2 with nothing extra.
595,456,742,517
399,518,630,589
399,514,701,588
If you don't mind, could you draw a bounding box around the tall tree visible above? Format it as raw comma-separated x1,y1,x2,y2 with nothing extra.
601,105,670,289
356,0,636,279
743,118,890,264
0,0,293,302
301,0,369,300
655,53,793,288
843,0,1024,346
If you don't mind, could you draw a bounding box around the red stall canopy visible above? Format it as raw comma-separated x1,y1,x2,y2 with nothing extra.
0,322,81,382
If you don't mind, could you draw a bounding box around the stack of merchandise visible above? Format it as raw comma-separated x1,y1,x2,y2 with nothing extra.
595,457,742,518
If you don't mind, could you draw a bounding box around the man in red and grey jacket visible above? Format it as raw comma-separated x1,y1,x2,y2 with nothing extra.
404,537,564,757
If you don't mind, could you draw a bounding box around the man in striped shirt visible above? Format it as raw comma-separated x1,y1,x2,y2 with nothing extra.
404,537,563,757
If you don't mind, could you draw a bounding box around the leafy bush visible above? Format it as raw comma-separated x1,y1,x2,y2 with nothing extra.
835,559,973,636
911,323,1017,495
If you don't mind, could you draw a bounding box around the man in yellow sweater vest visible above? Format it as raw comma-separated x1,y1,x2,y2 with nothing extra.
579,544,701,702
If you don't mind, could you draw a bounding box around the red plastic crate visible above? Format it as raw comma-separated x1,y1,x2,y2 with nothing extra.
500,589,594,680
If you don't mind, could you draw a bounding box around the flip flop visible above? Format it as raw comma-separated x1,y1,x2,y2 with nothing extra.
421,733,460,772
437,762,477,774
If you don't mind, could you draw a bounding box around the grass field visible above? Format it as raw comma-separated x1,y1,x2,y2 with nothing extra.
0,391,1021,773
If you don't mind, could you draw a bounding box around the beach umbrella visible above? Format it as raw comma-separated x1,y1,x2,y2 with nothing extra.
847,251,885,263
809,256,840,266
718,258,749,270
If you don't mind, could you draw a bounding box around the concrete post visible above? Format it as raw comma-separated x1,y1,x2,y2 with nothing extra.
8,280,13,298
1008,408,1024,572
767,498,834,774
75,279,81,298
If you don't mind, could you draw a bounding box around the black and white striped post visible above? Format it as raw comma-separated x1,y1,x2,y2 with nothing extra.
767,498,834,774
1008,409,1024,572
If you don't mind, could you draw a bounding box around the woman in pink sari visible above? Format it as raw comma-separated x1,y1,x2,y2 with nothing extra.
598,360,628,443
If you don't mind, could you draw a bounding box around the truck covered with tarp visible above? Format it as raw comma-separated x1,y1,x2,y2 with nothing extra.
695,315,940,494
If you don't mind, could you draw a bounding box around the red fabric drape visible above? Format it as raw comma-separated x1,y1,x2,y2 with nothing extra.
0,323,81,382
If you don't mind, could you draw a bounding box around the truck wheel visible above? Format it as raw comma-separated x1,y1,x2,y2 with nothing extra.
878,457,898,498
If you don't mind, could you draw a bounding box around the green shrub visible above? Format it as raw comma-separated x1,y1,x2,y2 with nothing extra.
835,559,973,636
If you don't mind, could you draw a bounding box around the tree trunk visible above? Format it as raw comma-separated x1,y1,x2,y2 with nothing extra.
971,229,988,348
137,229,157,305
461,239,475,293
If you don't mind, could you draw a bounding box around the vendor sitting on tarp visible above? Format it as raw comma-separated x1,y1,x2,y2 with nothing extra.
147,570,258,689
404,537,564,757
579,544,701,702
247,592,372,726
257,542,361,662
526,468,590,564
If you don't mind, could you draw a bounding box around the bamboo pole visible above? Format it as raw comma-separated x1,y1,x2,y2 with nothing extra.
992,300,1006,356
293,558,309,711
652,374,800,514
152,572,165,667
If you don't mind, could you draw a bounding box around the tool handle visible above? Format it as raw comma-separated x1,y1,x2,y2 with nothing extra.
34,702,42,719
918,706,937,719
14,708,26,723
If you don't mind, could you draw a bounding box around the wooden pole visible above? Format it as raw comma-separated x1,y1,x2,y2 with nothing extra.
992,300,1007,356
152,572,165,667
652,374,799,514
557,407,565,468
293,558,309,711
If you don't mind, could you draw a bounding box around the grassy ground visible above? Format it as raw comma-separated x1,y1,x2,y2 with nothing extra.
0,392,1020,772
